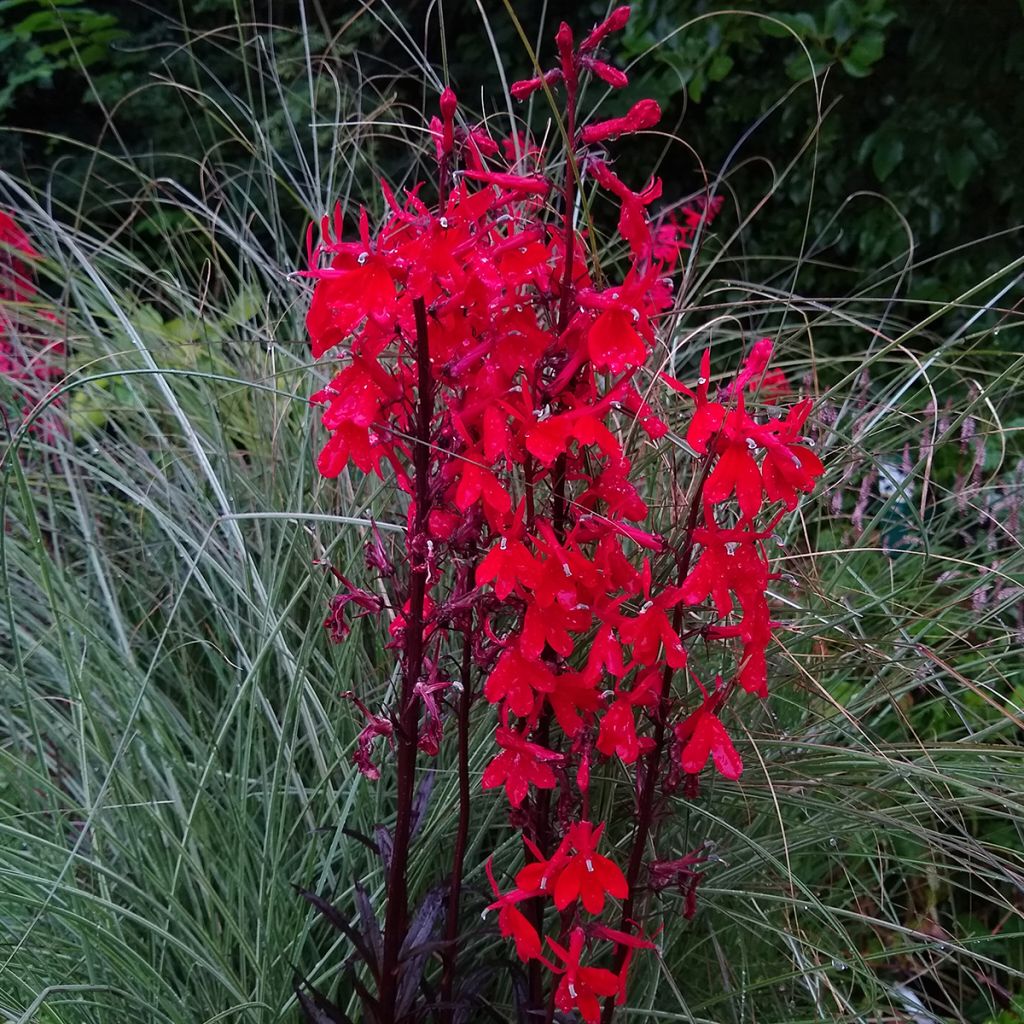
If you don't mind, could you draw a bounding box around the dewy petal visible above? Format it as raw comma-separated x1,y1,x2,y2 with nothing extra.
589,307,646,374
681,711,742,780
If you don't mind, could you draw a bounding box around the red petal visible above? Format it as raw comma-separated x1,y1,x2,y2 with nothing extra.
707,714,743,779
588,308,646,373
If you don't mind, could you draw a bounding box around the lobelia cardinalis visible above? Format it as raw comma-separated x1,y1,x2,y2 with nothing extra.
297,7,824,1023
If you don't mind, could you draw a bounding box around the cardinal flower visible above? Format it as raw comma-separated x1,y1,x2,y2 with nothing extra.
596,667,659,763
482,726,563,807
674,676,742,780
484,643,557,718
549,928,621,1024
485,859,545,963
553,821,629,914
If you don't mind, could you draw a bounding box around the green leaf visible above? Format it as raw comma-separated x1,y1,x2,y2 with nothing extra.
762,12,818,39
824,0,855,44
707,53,734,82
945,145,978,189
872,136,903,181
688,70,706,103
848,29,886,68
840,55,872,77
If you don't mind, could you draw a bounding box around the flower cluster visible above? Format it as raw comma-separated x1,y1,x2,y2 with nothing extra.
0,211,63,443
301,7,823,1022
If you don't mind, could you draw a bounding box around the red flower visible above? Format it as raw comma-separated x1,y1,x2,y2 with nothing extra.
305,208,400,358
486,859,545,962
615,560,688,669
484,643,556,718
476,534,541,600
674,678,742,780
482,726,563,807
549,928,621,1024
596,667,659,764
553,821,628,914
590,160,662,259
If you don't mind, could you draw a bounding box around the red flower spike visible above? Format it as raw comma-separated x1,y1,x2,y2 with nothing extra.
299,45,826,1020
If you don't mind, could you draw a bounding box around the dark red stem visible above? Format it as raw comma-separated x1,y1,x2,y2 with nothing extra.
378,297,434,1024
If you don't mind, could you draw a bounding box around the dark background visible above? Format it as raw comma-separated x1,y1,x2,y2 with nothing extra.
3,0,1022,336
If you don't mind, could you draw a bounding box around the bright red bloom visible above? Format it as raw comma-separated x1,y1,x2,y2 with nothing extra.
476,535,541,601
596,667,659,763
486,858,545,962
615,560,688,669
553,821,628,914
674,677,742,780
484,643,556,718
482,726,563,807
549,928,621,1024
590,160,662,259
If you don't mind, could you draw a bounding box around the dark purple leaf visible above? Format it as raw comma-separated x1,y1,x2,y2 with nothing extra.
341,826,380,854
396,887,447,1017
374,825,394,871
409,768,435,840
399,886,446,961
292,974,354,1024
345,963,381,1024
298,887,378,973
353,881,382,970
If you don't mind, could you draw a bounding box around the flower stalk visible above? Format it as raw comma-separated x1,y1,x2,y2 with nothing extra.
297,9,824,1022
